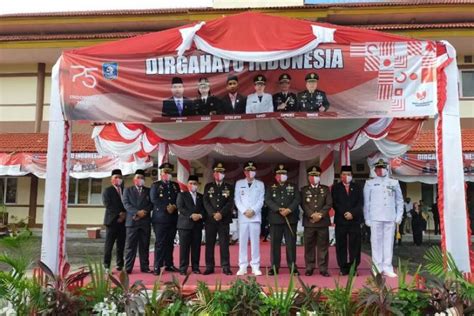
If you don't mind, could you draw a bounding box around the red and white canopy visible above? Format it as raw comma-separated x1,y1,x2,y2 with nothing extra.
42,12,471,274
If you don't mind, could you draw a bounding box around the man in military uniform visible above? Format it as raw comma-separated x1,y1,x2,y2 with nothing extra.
332,165,364,276
245,74,274,114
272,74,298,112
301,166,333,277
264,164,301,275
363,159,403,278
221,75,246,114
150,162,181,275
297,73,330,112
203,162,234,275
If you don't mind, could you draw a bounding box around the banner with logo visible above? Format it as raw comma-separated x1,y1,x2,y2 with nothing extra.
60,13,439,123
0,152,153,179
391,153,474,176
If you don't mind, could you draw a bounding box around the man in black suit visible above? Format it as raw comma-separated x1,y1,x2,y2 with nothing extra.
332,165,364,275
122,169,153,274
150,162,181,275
220,75,246,114
273,74,298,112
177,175,205,275
102,169,126,272
202,162,234,275
162,77,194,117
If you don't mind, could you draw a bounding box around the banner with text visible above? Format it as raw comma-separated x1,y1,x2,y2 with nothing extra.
61,41,438,123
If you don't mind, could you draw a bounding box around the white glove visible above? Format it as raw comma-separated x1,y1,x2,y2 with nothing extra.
365,221,371,227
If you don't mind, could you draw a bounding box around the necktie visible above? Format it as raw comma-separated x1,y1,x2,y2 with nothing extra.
138,187,142,195
177,99,183,115
258,96,262,102
248,182,252,188
115,186,122,198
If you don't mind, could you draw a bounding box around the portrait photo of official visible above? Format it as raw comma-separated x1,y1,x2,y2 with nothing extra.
297,73,330,112
193,77,223,115
273,73,297,112
220,75,247,114
162,77,194,117
245,74,273,114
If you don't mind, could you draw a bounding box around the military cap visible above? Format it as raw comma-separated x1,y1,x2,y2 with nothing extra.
111,169,122,176
305,72,319,82
254,74,266,84
373,159,388,168
307,166,322,176
340,165,353,173
188,175,199,182
275,164,288,174
244,161,257,171
198,77,209,86
159,162,174,172
171,77,183,85
135,169,145,176
213,162,226,172
279,73,291,82
227,75,239,83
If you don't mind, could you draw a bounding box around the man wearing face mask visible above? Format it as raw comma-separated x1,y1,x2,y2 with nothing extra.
363,159,404,278
301,166,333,277
203,162,234,275
332,166,364,276
264,164,301,275
102,169,126,272
177,175,205,275
150,163,181,275
122,169,153,274
234,161,265,276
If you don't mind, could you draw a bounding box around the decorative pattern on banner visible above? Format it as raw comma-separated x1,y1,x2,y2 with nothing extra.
390,153,474,176
350,41,437,113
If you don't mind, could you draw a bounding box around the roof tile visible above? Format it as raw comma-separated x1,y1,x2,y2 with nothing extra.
0,133,95,153
409,129,474,153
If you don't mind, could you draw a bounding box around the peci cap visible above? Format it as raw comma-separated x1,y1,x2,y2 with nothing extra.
111,169,122,176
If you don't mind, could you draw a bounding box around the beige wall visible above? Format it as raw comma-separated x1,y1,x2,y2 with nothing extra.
405,182,422,204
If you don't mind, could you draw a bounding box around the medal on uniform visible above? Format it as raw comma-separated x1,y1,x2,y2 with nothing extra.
159,192,163,197
306,197,310,202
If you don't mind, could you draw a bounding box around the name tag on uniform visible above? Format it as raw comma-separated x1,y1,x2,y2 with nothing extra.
374,184,380,186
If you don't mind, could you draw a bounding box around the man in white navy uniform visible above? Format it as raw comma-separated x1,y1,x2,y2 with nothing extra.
234,161,265,276
245,74,274,114
363,158,404,278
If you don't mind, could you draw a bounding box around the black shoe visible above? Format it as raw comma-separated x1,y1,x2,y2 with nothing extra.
339,271,348,276
153,269,161,276
141,269,152,273
165,266,179,272
223,268,233,275
292,269,300,276
268,268,279,276
203,269,214,275
179,270,187,276
116,266,123,271
192,269,201,274
320,271,331,277
305,270,313,276
126,270,132,274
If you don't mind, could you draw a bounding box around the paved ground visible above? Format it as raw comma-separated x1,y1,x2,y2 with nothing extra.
0,230,469,277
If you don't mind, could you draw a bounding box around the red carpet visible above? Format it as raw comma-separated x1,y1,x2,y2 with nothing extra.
122,242,401,290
